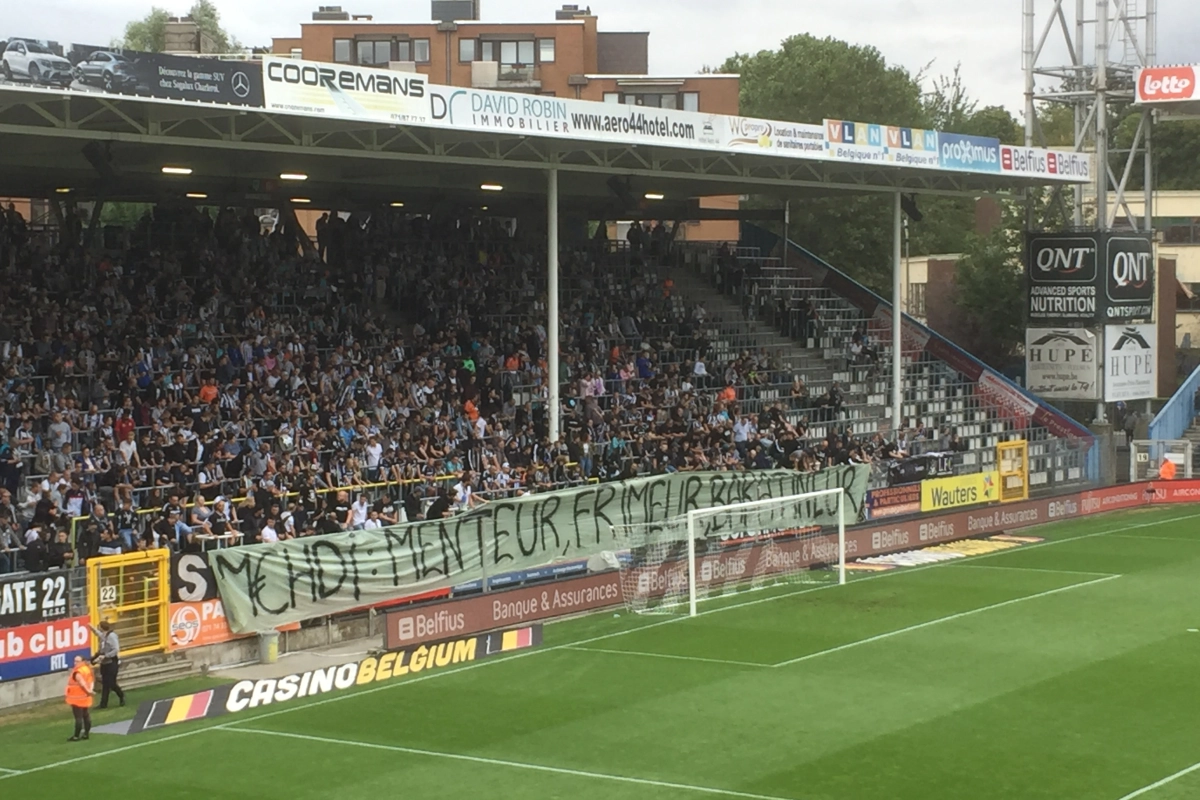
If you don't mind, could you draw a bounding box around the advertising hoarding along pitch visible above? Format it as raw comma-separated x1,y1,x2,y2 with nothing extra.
920,472,999,512
0,615,91,681
1025,328,1101,401
0,570,71,627
1104,324,1157,402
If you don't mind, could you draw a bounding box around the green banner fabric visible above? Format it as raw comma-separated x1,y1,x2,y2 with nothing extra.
212,467,869,633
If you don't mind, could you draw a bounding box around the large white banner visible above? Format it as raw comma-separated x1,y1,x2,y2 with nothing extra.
256,56,1090,181
1025,328,1101,401
1104,324,1157,402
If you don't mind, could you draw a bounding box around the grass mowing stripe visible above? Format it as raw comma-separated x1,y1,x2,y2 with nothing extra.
1116,760,1200,799
225,727,798,800
1106,535,1200,543
562,646,771,668
771,574,1122,668
2,508,1193,782
949,564,1120,577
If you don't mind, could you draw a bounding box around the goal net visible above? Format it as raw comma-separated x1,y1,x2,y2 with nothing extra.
612,488,847,616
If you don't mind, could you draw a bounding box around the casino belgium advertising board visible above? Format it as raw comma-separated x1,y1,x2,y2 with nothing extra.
0,36,262,106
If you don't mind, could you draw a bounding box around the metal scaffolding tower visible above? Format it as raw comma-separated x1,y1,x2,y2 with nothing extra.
1023,0,1157,232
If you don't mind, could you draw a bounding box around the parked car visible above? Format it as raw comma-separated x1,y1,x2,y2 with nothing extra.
1,39,72,87
73,50,138,92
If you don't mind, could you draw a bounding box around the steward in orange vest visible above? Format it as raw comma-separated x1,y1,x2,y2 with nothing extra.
65,656,95,741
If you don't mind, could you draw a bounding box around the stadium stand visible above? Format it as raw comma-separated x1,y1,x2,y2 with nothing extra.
0,201,1091,572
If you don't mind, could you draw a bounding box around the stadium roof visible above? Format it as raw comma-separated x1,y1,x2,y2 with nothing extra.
0,54,1093,213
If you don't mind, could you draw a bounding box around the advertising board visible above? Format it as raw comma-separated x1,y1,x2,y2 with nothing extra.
1000,146,1092,181
169,599,249,650
1027,233,1101,323
0,570,71,628
262,56,426,125
823,119,887,164
884,126,940,168
127,625,542,733
920,472,999,512
724,116,826,158
0,615,91,681
865,484,922,519
1136,65,1197,104
1104,235,1155,323
385,571,621,650
1104,324,1157,402
1025,328,1101,401
938,132,1001,173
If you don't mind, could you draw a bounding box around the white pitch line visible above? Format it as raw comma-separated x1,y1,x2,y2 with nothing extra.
1115,759,1200,799
0,768,20,774
563,645,770,668
950,564,1120,577
771,574,1122,668
1,508,1195,783
226,727,796,800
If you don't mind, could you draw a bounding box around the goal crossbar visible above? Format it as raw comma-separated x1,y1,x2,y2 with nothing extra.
683,487,847,617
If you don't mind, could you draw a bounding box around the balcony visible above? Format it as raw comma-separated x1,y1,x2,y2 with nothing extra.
471,61,541,91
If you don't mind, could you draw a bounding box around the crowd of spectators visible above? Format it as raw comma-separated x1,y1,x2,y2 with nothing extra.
0,201,912,574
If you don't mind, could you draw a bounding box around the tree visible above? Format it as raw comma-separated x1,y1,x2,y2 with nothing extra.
120,7,170,53
119,0,241,53
951,226,1026,370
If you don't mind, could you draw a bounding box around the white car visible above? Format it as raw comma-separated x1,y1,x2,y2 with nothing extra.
2,40,73,87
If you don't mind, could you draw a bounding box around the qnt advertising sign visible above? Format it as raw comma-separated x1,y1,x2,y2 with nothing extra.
1027,233,1101,323
1104,235,1155,323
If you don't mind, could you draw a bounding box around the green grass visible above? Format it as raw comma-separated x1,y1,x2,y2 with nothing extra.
3,505,1200,799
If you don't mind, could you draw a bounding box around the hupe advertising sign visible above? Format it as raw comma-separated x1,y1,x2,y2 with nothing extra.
1025,328,1101,401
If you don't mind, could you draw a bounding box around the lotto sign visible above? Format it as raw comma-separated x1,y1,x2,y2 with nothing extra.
0,616,91,681
1137,66,1197,103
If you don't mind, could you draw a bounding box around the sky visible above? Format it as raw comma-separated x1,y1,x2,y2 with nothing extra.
2,0,1198,117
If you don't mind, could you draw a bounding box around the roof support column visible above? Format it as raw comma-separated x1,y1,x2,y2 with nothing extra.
547,167,561,444
892,191,903,436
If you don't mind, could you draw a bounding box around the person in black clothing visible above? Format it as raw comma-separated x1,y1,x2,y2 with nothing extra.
374,494,401,526
114,501,138,551
24,527,50,572
76,505,112,564
403,486,424,523
47,529,75,568
426,489,452,520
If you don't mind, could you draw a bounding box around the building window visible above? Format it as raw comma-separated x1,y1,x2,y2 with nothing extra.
481,41,494,61
908,283,927,318
496,40,535,65
682,92,699,112
333,39,351,63
357,40,392,66
413,39,431,63
538,38,555,63
396,40,411,61
459,38,475,62
603,92,620,103
289,47,303,59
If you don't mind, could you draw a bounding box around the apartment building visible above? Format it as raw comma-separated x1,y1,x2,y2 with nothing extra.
272,2,740,240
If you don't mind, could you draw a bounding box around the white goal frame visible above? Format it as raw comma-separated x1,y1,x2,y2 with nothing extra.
683,487,846,617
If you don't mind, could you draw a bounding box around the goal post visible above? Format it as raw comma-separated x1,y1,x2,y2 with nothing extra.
613,486,849,617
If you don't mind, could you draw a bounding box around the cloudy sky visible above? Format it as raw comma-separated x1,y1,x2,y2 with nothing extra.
3,0,1197,115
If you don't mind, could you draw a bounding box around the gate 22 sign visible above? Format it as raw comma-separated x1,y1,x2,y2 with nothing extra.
0,571,71,627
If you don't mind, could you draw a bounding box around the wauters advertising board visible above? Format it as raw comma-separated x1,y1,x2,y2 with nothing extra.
1025,328,1101,401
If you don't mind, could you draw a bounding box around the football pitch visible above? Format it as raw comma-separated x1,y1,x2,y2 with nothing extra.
3,505,1200,799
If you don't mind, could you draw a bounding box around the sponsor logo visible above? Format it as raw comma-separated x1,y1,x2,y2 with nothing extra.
921,472,999,512
266,60,426,98
1110,327,1151,351
1139,66,1196,101
231,71,250,98
918,520,955,542
0,572,71,627
394,609,466,643
170,604,202,648
939,132,1001,172
1030,237,1098,281
699,557,747,583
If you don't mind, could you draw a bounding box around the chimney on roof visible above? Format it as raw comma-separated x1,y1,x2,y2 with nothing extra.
555,4,593,19
432,0,480,21
312,5,351,21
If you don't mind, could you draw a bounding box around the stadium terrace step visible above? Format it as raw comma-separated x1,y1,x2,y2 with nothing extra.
118,653,198,690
